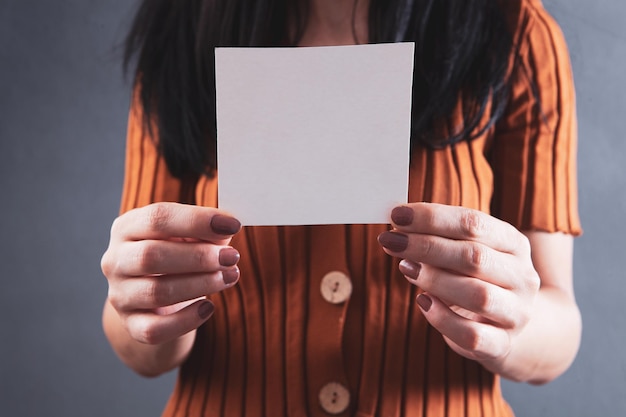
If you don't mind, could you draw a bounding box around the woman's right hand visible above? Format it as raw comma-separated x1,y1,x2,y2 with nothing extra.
101,202,242,346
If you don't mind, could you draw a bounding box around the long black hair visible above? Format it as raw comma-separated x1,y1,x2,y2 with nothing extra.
124,0,516,179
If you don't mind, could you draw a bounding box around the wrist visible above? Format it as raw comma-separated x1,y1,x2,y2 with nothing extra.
102,299,196,377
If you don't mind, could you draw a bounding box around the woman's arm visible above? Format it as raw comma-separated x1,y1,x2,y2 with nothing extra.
101,203,242,377
379,203,581,384
480,231,581,384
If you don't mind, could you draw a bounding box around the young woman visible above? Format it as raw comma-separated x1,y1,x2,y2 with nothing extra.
101,0,582,415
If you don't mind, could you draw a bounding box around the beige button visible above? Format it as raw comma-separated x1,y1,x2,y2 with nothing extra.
319,382,350,415
320,271,353,304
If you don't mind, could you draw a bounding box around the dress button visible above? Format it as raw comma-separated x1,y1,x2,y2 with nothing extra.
320,271,353,304
319,382,350,415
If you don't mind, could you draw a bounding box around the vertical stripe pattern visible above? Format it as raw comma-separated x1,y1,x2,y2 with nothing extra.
118,1,581,416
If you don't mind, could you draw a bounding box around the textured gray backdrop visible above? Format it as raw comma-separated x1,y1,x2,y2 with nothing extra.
1,0,624,415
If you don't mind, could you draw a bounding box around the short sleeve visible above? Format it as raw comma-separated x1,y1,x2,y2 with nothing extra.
491,1,582,235
119,92,197,214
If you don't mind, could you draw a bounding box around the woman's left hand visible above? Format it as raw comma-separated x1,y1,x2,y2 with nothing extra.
378,203,541,369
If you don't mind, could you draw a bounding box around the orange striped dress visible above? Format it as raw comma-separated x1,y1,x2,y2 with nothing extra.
119,1,581,415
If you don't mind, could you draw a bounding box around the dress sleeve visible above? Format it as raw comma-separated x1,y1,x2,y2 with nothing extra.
490,0,582,235
119,92,197,215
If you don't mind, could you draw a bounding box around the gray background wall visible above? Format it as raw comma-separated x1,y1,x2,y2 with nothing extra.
0,0,624,415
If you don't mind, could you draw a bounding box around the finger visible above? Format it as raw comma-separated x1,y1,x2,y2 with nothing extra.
389,203,529,255
379,231,518,286
111,202,241,244
125,299,215,345
117,240,240,276
407,264,522,329
416,293,511,361
109,268,240,311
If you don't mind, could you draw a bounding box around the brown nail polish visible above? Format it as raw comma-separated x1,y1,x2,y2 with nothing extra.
211,215,242,235
391,206,414,226
222,268,240,285
417,294,432,312
219,248,240,267
198,301,215,319
399,260,421,280
378,231,409,252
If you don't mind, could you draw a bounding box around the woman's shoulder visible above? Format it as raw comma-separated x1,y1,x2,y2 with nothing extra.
500,0,572,84
510,0,555,16
508,0,568,47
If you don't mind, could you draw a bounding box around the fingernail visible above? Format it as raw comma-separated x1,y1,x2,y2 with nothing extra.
378,231,409,252
198,301,215,319
211,215,241,235
222,267,240,285
391,206,413,226
399,259,421,280
219,248,240,267
417,294,432,312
